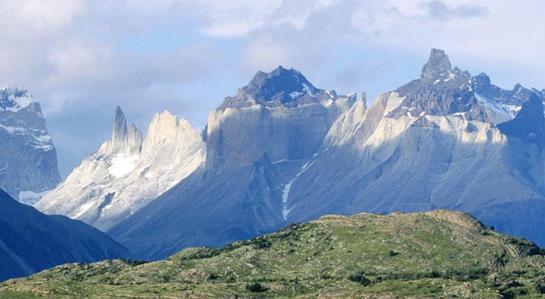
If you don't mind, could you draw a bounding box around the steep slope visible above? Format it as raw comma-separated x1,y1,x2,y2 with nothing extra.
284,49,545,246
35,107,205,230
0,87,60,204
110,67,359,259
0,189,130,282
4,210,545,298
113,49,545,259
206,66,357,174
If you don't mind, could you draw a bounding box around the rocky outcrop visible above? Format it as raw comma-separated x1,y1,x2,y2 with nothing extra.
0,87,60,204
205,66,358,174
35,107,205,231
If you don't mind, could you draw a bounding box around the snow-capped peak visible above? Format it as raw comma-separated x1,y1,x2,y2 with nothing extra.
36,107,205,231
0,87,39,114
0,87,60,203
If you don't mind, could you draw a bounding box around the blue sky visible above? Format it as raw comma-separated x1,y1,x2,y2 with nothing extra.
1,0,544,175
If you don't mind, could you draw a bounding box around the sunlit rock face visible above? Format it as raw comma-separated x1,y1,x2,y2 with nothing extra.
0,87,60,204
110,51,545,260
205,66,359,175
110,67,360,259
35,107,205,231
285,49,545,246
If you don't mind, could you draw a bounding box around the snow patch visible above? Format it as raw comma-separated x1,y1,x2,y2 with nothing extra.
108,154,140,178
19,190,49,205
444,72,456,82
282,161,315,220
475,93,515,124
303,83,315,96
0,88,37,112
289,91,304,99
73,200,96,218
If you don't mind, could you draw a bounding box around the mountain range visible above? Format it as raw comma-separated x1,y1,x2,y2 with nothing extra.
104,49,545,260
35,107,204,230
5,48,545,266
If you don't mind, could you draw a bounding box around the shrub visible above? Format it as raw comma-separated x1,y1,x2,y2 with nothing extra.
388,250,400,257
252,238,272,249
348,271,372,286
246,282,269,293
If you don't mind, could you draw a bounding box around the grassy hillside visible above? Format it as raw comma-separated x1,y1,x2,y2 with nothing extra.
2,210,545,298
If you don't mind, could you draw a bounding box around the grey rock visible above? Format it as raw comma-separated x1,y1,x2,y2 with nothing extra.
498,93,545,145
0,87,60,203
109,50,545,259
110,67,358,259
421,48,453,82
205,66,357,175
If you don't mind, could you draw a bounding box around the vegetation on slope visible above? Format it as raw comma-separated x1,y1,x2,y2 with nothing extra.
2,210,545,298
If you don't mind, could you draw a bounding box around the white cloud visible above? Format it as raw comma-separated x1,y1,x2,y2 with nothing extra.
1,0,545,175
0,0,83,31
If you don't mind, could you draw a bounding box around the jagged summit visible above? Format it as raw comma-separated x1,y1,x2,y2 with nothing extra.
222,66,320,107
391,48,483,119
106,106,142,154
36,107,205,231
389,48,543,122
498,93,545,145
206,66,358,174
421,48,453,82
112,106,128,144
472,72,538,119
0,87,39,114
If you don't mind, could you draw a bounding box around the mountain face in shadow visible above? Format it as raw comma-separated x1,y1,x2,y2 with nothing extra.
0,189,131,281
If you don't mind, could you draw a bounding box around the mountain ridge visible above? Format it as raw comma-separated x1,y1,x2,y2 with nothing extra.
0,189,131,282
109,49,545,261
35,107,205,230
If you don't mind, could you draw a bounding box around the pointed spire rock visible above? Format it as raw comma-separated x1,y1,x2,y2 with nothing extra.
421,48,453,82
107,106,142,153
112,106,128,145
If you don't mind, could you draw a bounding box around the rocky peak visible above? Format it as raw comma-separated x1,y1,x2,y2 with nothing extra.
112,106,128,146
143,111,201,146
421,49,454,83
390,49,485,120
472,73,538,113
107,106,142,154
498,93,545,145
0,87,39,114
222,66,319,107
0,87,60,202
473,73,491,89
